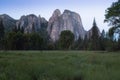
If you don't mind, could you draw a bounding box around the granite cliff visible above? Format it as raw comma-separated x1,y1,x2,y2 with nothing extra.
0,14,16,32
16,14,47,33
47,9,86,42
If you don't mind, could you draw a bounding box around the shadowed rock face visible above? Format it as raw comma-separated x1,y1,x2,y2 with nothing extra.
0,14,16,32
47,9,86,42
16,14,47,33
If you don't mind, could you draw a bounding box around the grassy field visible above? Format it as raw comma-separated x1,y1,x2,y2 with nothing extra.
0,51,120,80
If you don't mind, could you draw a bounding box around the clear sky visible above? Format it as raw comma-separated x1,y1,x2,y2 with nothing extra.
0,0,117,31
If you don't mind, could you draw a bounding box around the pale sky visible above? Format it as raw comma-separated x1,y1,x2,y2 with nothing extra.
0,0,117,31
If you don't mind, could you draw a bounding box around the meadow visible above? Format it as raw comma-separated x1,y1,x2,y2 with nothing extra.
0,51,120,80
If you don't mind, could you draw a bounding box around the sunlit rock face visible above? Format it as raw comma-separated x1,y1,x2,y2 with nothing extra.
47,9,86,42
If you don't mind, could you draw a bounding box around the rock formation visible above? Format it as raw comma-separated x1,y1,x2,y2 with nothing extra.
47,9,86,42
16,14,47,33
0,9,101,42
0,14,16,32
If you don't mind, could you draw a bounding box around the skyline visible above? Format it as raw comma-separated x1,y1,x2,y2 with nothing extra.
0,0,117,31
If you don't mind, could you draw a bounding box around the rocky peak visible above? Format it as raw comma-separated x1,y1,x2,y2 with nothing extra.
47,9,86,42
63,10,71,14
0,14,11,19
0,14,16,32
47,9,61,37
0,14,16,21
52,9,61,18
16,14,47,33
63,9,75,15
48,9,61,23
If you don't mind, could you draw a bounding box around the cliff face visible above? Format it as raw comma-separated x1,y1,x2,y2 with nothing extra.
16,14,47,33
0,14,16,32
47,9,86,42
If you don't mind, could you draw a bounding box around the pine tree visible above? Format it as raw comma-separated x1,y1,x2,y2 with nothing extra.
89,18,101,50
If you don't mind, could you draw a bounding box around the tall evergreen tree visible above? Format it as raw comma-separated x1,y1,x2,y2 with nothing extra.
89,18,101,50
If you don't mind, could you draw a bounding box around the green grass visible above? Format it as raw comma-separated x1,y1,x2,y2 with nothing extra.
0,51,120,80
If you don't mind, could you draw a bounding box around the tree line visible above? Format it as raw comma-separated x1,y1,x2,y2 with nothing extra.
0,19,120,51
